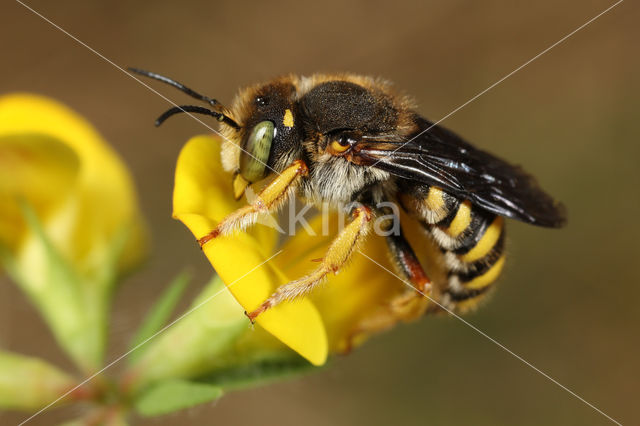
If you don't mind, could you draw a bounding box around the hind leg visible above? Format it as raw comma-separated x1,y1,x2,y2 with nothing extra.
384,229,434,320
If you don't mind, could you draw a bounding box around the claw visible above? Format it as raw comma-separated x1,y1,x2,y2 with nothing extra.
243,310,255,324
198,229,220,247
246,301,271,322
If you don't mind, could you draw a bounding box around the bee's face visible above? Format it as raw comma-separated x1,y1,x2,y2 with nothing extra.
217,74,415,202
223,79,304,184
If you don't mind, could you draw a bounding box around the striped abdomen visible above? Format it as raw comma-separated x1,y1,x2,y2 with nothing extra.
400,185,506,312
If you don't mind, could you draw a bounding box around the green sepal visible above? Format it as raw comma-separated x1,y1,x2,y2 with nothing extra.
134,380,223,417
198,354,319,391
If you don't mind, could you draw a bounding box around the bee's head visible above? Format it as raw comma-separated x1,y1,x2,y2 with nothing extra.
227,79,303,187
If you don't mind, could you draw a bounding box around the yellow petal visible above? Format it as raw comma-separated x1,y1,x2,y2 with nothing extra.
173,135,328,365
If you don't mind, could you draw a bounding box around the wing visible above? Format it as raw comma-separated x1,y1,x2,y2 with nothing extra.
355,116,567,227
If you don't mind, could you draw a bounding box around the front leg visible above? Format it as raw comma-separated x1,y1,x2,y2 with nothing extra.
198,160,308,246
246,205,373,322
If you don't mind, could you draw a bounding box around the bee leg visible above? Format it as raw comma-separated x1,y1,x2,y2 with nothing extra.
344,227,432,351
385,229,433,320
246,205,372,322
198,160,309,246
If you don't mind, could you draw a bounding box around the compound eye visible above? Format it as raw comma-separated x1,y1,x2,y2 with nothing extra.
328,135,352,155
240,120,275,182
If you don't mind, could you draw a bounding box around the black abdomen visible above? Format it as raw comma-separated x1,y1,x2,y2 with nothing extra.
400,184,506,312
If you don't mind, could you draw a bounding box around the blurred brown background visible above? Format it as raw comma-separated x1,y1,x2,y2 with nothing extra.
2,0,639,424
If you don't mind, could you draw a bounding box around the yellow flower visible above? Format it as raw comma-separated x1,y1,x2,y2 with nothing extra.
173,135,414,366
0,94,146,274
0,94,147,371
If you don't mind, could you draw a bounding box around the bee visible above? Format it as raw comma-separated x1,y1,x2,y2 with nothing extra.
131,68,566,330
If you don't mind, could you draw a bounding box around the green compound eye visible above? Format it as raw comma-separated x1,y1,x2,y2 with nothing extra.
240,120,275,182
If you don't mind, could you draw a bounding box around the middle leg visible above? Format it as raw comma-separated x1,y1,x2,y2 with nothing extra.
246,205,373,322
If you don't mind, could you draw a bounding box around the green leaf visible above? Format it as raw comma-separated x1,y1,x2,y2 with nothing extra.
128,271,191,362
198,355,319,391
134,380,223,417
